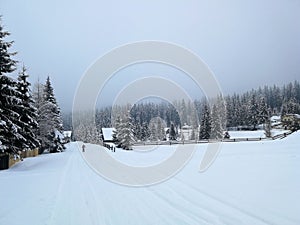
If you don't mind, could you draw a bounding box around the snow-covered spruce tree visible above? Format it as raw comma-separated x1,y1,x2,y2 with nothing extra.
0,18,26,154
112,116,122,147
38,76,64,153
157,118,166,141
258,96,269,127
16,66,39,150
118,112,135,150
32,80,44,152
43,76,63,132
286,97,300,114
210,95,226,139
140,122,150,141
199,103,211,140
133,123,140,141
248,93,259,130
149,122,157,141
169,123,176,140
210,104,223,139
148,117,165,141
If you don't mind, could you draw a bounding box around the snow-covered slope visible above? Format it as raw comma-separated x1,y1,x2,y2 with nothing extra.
0,132,299,225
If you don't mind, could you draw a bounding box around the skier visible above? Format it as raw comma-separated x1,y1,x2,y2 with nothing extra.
82,144,86,152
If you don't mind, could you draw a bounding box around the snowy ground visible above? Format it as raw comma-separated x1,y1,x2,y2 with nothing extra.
228,130,266,139
0,132,300,225
228,129,290,139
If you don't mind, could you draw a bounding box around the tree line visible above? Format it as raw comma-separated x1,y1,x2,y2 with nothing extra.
226,81,300,128
70,79,300,149
0,17,64,155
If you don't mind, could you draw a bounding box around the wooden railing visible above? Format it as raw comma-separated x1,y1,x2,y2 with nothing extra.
132,133,292,146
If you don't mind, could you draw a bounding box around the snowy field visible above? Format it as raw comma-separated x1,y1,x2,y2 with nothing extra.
0,132,300,225
228,130,266,139
228,129,291,139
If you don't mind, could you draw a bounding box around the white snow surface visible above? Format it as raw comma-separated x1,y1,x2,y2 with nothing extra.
229,129,291,139
0,132,300,225
228,130,266,139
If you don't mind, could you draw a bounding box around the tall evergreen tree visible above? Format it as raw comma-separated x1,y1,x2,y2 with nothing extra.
0,17,25,154
16,66,39,150
248,93,259,130
149,122,157,141
140,122,150,141
199,103,211,140
37,76,64,152
210,104,223,139
118,112,135,150
169,123,176,140
258,96,269,125
112,116,122,147
43,76,63,132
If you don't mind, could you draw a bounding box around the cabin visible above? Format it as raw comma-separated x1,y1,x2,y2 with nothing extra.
281,114,300,131
270,115,281,128
180,124,193,141
270,115,281,124
63,131,72,143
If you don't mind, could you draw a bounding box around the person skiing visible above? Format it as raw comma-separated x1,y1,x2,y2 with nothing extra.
82,144,86,152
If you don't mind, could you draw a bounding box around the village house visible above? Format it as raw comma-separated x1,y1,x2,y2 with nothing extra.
281,114,300,131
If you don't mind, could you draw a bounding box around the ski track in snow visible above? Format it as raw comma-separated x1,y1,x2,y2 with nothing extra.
0,132,300,225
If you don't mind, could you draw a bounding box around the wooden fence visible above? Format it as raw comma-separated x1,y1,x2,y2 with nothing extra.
1,148,39,169
103,143,116,152
271,131,292,140
132,132,292,147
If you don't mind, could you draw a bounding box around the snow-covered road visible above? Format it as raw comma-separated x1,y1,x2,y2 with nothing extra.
1,132,300,225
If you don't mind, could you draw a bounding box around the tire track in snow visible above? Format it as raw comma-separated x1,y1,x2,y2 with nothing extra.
79,149,105,225
45,147,77,225
137,187,215,225
169,176,292,225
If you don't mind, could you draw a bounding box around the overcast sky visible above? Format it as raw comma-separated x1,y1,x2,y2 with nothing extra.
1,0,300,111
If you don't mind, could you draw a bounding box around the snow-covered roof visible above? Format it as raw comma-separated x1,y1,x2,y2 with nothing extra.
102,128,115,141
182,125,192,129
54,129,64,139
63,131,72,138
270,115,281,122
284,114,300,119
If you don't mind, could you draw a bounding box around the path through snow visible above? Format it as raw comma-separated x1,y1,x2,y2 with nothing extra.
0,132,300,225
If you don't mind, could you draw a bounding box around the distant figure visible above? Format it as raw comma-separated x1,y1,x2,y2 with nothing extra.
82,144,86,152
224,131,230,139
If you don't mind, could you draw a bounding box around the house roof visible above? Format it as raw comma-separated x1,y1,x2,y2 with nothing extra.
54,129,64,139
182,125,192,129
284,113,300,119
102,128,115,141
63,131,72,137
270,115,281,121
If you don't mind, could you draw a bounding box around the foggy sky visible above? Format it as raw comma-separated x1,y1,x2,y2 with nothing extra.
1,0,300,111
